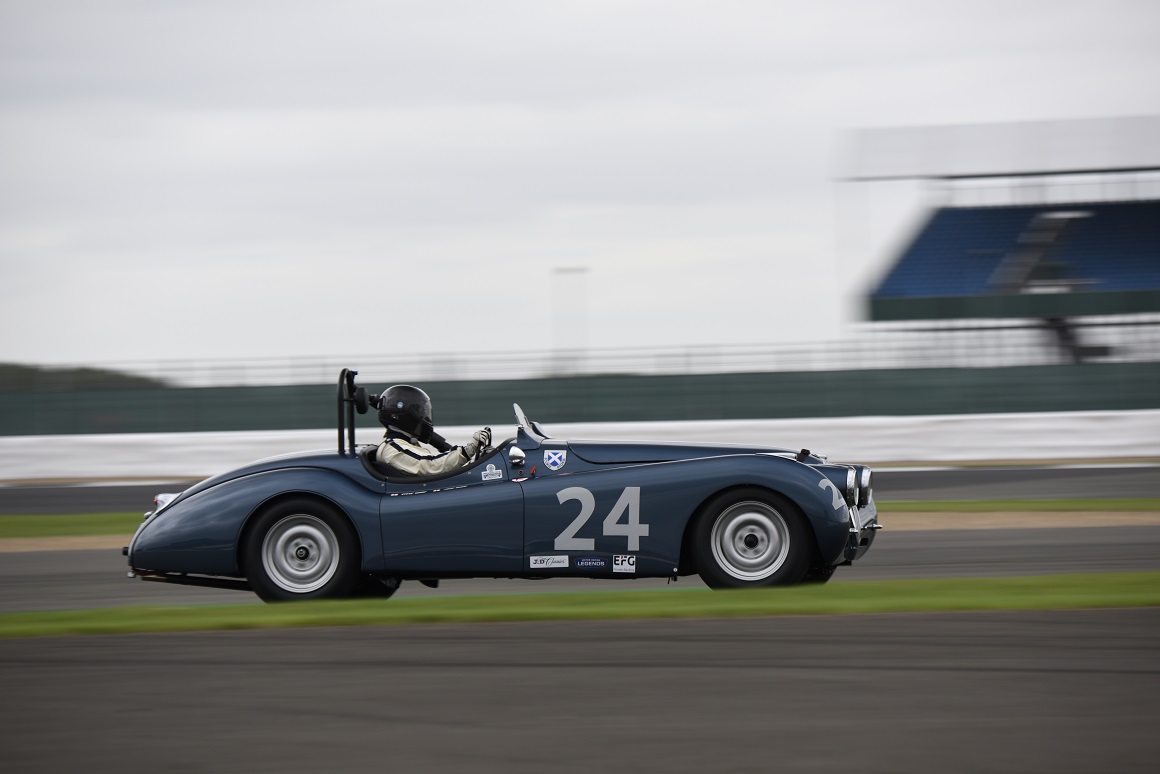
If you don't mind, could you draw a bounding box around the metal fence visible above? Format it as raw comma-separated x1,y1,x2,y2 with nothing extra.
6,316,1158,390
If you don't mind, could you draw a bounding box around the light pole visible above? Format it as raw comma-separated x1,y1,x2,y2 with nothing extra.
551,266,589,376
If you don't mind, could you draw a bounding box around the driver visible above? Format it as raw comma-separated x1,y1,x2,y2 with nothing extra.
374,384,491,476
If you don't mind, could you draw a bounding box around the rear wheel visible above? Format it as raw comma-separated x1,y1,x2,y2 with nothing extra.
245,498,360,602
355,576,401,598
692,488,810,589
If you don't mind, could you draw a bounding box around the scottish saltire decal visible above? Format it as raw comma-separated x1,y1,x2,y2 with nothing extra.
544,449,567,471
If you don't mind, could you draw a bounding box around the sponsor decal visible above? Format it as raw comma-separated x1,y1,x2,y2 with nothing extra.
481,463,504,481
544,449,567,471
529,554,569,569
388,485,466,497
613,554,636,573
574,555,607,570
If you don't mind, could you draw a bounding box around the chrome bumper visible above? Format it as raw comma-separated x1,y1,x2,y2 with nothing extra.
844,502,882,563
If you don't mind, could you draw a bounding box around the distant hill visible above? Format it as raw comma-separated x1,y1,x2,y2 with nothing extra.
0,364,167,392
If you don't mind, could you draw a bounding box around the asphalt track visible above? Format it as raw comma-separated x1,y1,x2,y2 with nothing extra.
4,525,1160,612
2,469,1159,773
2,610,1158,773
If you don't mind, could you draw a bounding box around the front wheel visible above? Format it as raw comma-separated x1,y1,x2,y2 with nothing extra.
244,498,361,602
692,488,811,589
802,564,838,584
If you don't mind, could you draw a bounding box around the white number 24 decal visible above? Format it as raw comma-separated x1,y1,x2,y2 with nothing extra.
818,478,846,510
554,486,650,551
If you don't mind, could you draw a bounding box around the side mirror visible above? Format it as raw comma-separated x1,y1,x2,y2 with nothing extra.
353,387,370,415
509,446,526,466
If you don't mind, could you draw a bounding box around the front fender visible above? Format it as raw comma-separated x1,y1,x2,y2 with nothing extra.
744,455,857,563
130,467,384,577
646,453,854,566
571,453,856,571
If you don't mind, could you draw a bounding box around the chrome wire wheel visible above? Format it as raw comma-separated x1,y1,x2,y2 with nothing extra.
261,514,341,594
709,500,791,582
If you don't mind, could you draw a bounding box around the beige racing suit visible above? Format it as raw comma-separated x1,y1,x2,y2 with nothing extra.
376,429,488,476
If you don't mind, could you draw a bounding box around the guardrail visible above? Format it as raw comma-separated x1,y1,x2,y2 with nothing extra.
5,317,1159,389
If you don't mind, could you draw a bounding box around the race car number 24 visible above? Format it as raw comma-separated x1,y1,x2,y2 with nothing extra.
554,486,649,552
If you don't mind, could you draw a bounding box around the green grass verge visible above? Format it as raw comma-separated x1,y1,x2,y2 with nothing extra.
882,498,1160,513
0,513,142,538
4,499,1158,539
1,572,1157,639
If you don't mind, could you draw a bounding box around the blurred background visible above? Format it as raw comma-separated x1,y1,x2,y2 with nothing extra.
3,10,1160,770
2,0,1159,473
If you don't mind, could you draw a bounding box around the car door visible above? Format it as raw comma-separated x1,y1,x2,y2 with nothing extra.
379,454,523,574
518,459,670,577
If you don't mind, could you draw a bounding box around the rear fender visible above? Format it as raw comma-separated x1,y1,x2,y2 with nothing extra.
130,467,384,576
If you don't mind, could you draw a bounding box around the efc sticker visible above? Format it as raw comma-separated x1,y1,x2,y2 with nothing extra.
575,556,606,569
481,464,504,481
613,555,636,573
544,450,567,471
530,555,568,569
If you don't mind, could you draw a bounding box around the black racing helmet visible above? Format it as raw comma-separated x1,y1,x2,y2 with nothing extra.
376,384,434,439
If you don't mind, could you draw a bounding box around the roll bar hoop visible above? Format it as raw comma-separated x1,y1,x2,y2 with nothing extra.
336,368,370,455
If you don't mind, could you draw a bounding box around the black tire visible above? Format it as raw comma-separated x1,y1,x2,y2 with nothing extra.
244,498,361,602
354,576,401,598
691,488,811,589
802,564,838,584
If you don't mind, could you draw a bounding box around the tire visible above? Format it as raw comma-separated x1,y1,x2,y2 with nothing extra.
692,488,811,589
244,498,361,602
354,576,401,598
802,564,837,584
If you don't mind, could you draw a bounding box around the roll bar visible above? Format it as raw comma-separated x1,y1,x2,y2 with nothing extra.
336,368,370,455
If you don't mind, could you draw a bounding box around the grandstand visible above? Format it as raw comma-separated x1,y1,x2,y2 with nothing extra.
869,199,1160,362
850,117,1160,364
1,118,1157,436
872,200,1160,316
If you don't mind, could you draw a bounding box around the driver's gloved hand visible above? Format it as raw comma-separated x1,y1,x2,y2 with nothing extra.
473,427,492,456
463,427,492,460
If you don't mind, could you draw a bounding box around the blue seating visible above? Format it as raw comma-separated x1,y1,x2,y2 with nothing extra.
873,200,1160,299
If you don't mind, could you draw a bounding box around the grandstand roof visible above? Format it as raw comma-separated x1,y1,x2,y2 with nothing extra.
844,116,1160,181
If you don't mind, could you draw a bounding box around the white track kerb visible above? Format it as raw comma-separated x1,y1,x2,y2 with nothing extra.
1,410,1158,483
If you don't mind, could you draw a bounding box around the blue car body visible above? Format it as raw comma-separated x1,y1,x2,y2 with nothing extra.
127,374,880,598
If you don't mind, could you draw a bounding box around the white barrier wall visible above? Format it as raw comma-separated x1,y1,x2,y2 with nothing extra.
1,410,1158,483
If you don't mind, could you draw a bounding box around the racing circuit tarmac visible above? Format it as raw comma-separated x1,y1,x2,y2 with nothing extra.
3,611,1158,773
2,466,1159,772
3,524,1160,612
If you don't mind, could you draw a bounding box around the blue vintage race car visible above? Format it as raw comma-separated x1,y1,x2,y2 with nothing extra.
126,369,881,601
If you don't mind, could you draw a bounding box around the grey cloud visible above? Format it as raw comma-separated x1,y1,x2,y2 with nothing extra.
1,0,1158,364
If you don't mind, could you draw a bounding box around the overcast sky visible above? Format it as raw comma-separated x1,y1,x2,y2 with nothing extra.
2,0,1158,368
